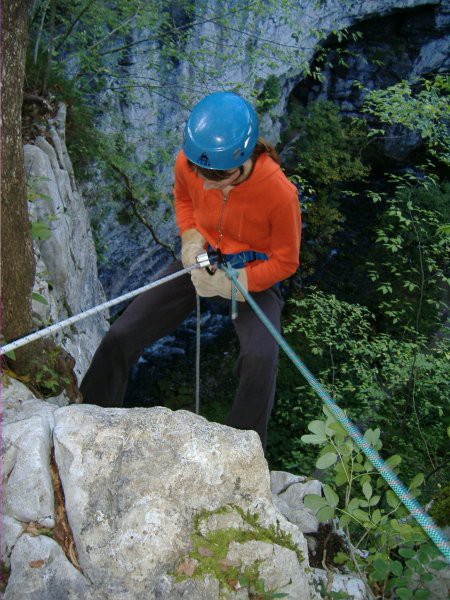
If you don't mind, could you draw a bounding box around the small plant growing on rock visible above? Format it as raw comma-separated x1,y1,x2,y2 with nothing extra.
302,407,448,599
173,505,301,598
238,574,288,598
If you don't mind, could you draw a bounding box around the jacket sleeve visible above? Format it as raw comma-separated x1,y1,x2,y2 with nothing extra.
174,152,196,235
246,190,301,292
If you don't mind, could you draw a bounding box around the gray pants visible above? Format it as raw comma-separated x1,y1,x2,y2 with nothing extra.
80,261,283,449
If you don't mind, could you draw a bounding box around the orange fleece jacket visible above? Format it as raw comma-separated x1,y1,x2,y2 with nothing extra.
174,150,301,292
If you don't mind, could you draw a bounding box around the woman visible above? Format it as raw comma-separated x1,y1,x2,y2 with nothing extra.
80,91,301,449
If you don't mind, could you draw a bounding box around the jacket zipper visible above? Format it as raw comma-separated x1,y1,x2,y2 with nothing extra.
215,192,229,250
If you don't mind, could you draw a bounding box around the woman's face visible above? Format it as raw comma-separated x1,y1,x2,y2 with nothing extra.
198,169,241,191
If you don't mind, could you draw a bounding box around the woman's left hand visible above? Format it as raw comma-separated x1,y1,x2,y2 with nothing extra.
191,267,247,301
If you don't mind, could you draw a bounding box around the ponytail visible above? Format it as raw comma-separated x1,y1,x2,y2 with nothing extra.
251,138,280,165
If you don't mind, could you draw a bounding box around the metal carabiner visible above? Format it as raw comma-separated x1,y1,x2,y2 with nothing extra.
205,248,225,275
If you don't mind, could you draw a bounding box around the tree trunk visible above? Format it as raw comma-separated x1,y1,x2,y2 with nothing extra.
1,0,36,370
1,1,83,401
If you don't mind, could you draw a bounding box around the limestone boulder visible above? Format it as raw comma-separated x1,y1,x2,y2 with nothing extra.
3,415,54,528
4,534,94,600
53,404,282,598
271,470,322,534
312,568,368,600
1,378,68,568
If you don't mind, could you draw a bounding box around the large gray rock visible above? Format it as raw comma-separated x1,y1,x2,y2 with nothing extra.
3,415,54,528
25,103,108,381
4,534,94,600
1,378,69,568
52,404,314,599
271,470,322,534
52,405,267,594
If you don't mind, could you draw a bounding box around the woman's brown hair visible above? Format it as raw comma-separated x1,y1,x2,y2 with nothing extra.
187,137,280,182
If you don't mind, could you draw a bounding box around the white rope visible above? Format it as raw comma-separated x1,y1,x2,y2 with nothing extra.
1,263,201,356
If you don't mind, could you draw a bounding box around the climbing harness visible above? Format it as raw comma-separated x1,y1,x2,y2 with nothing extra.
208,246,269,270
2,251,449,561
0,254,210,356
222,262,450,562
207,247,269,320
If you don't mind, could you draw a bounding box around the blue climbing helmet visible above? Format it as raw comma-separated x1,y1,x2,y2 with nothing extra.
183,91,259,170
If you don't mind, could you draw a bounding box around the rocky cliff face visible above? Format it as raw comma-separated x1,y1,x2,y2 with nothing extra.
85,0,448,300
25,104,109,380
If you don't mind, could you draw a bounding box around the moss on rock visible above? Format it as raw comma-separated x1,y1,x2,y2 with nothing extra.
172,504,304,597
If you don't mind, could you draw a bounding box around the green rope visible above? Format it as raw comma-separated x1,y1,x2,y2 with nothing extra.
225,265,450,562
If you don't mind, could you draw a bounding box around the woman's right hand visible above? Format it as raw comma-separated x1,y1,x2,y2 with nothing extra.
181,228,206,269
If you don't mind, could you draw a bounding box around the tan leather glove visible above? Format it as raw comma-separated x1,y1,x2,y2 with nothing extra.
191,267,248,301
181,228,206,269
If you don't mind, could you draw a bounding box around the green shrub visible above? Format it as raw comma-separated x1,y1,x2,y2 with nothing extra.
302,407,448,599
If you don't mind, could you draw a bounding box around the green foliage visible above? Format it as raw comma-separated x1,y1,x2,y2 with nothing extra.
2,347,17,361
273,288,449,488
257,75,281,114
287,100,369,194
302,407,448,599
285,100,370,276
429,483,450,527
296,195,344,278
238,574,289,598
272,76,449,491
32,349,70,397
25,50,106,177
363,76,450,166
32,292,49,305
365,178,450,335
30,220,52,241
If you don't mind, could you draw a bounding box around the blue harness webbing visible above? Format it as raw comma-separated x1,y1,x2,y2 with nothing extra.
208,247,269,269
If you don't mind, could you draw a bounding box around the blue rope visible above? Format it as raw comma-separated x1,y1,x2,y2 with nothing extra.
225,265,450,562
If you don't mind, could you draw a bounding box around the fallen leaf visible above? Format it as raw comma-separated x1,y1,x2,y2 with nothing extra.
24,523,40,536
176,558,196,577
29,560,45,568
218,558,239,572
227,578,238,589
198,545,214,557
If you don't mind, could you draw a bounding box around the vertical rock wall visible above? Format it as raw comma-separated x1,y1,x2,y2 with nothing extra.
25,104,109,380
